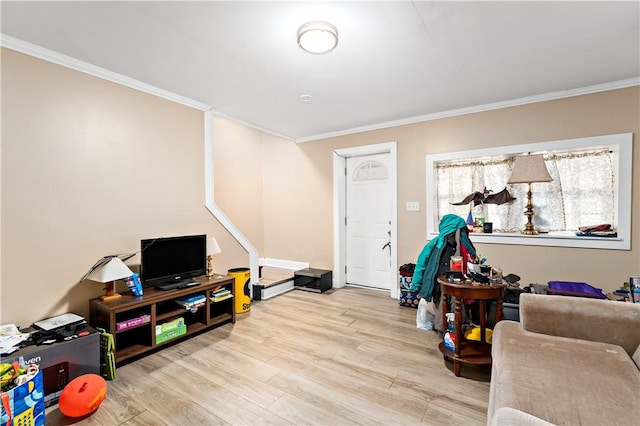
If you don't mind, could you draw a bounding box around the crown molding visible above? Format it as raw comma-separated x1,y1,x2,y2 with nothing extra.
210,110,295,142
295,77,640,143
3,33,637,145
1,34,212,111
1,33,296,142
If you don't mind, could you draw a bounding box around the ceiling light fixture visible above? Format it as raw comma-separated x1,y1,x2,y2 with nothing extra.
297,21,338,54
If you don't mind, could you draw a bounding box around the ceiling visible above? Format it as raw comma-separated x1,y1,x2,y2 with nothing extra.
2,1,639,142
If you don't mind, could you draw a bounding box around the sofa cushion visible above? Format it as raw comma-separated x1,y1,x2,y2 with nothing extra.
490,321,640,425
519,294,640,357
633,344,640,370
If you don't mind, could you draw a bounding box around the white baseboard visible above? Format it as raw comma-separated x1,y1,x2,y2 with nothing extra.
259,258,309,270
259,280,295,300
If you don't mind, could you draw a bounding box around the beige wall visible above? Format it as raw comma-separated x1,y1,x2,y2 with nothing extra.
1,49,247,326
262,136,334,267
262,88,640,292
212,117,264,254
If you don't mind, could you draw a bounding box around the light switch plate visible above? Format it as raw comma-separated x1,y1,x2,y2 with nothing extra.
406,201,420,212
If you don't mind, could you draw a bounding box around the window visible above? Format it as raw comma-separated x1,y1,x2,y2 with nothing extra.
426,133,632,249
353,160,388,181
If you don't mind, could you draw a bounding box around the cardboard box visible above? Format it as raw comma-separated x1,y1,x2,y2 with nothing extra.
155,326,186,344
155,317,186,344
116,314,151,331
6,325,99,407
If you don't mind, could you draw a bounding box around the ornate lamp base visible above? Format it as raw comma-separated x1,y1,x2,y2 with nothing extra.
520,183,540,235
521,227,539,236
206,255,214,277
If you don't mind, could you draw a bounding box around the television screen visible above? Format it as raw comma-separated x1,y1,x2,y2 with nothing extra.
140,234,206,287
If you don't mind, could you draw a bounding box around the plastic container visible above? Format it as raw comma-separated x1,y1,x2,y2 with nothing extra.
446,312,455,332
450,256,463,271
125,273,143,296
228,268,251,313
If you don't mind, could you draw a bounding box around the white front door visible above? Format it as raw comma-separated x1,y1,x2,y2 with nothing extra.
345,153,392,289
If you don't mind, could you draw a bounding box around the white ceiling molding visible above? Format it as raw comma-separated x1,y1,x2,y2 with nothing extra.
0,34,212,112
3,33,637,146
209,109,294,142
0,33,294,142
295,77,640,143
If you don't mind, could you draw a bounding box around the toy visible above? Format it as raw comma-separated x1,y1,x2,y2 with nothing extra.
464,326,493,344
59,374,107,417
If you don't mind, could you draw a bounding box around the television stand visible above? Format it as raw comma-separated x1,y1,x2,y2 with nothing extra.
89,274,234,364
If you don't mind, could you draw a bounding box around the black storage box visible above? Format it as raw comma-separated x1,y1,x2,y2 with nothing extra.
294,268,332,293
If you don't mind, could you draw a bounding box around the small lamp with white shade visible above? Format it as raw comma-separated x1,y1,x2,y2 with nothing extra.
85,257,133,301
206,237,222,278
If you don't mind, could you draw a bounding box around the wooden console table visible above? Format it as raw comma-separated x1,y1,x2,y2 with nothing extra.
437,276,506,377
90,274,234,364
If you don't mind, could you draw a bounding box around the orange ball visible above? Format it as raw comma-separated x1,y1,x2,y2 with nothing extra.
59,374,107,417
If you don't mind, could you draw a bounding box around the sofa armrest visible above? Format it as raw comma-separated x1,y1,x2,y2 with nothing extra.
489,407,555,426
519,293,640,357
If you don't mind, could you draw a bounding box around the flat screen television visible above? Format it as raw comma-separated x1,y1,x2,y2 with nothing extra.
140,234,206,288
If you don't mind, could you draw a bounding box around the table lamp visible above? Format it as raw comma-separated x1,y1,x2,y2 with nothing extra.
86,257,134,301
206,237,222,278
507,154,553,235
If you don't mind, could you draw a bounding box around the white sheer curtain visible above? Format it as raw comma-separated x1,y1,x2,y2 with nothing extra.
435,150,615,232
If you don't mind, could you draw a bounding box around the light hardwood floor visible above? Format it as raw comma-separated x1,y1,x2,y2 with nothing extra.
47,287,490,425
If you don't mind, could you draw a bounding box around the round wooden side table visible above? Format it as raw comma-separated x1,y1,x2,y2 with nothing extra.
437,276,506,377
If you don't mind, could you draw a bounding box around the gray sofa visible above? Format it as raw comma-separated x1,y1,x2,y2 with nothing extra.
488,293,640,425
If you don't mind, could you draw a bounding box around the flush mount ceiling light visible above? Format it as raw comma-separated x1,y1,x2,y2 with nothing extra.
297,21,338,54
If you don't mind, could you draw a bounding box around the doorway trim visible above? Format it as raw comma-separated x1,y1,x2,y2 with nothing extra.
333,142,398,299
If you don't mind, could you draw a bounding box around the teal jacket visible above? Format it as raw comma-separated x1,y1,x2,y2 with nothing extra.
410,214,476,301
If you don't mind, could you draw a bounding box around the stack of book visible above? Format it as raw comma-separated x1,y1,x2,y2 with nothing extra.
610,281,640,303
210,287,233,303
174,295,206,312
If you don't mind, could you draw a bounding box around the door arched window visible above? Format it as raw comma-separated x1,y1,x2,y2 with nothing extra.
353,160,388,181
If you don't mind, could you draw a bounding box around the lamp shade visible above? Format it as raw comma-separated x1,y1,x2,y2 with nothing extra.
85,257,133,283
507,154,553,184
207,237,222,256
